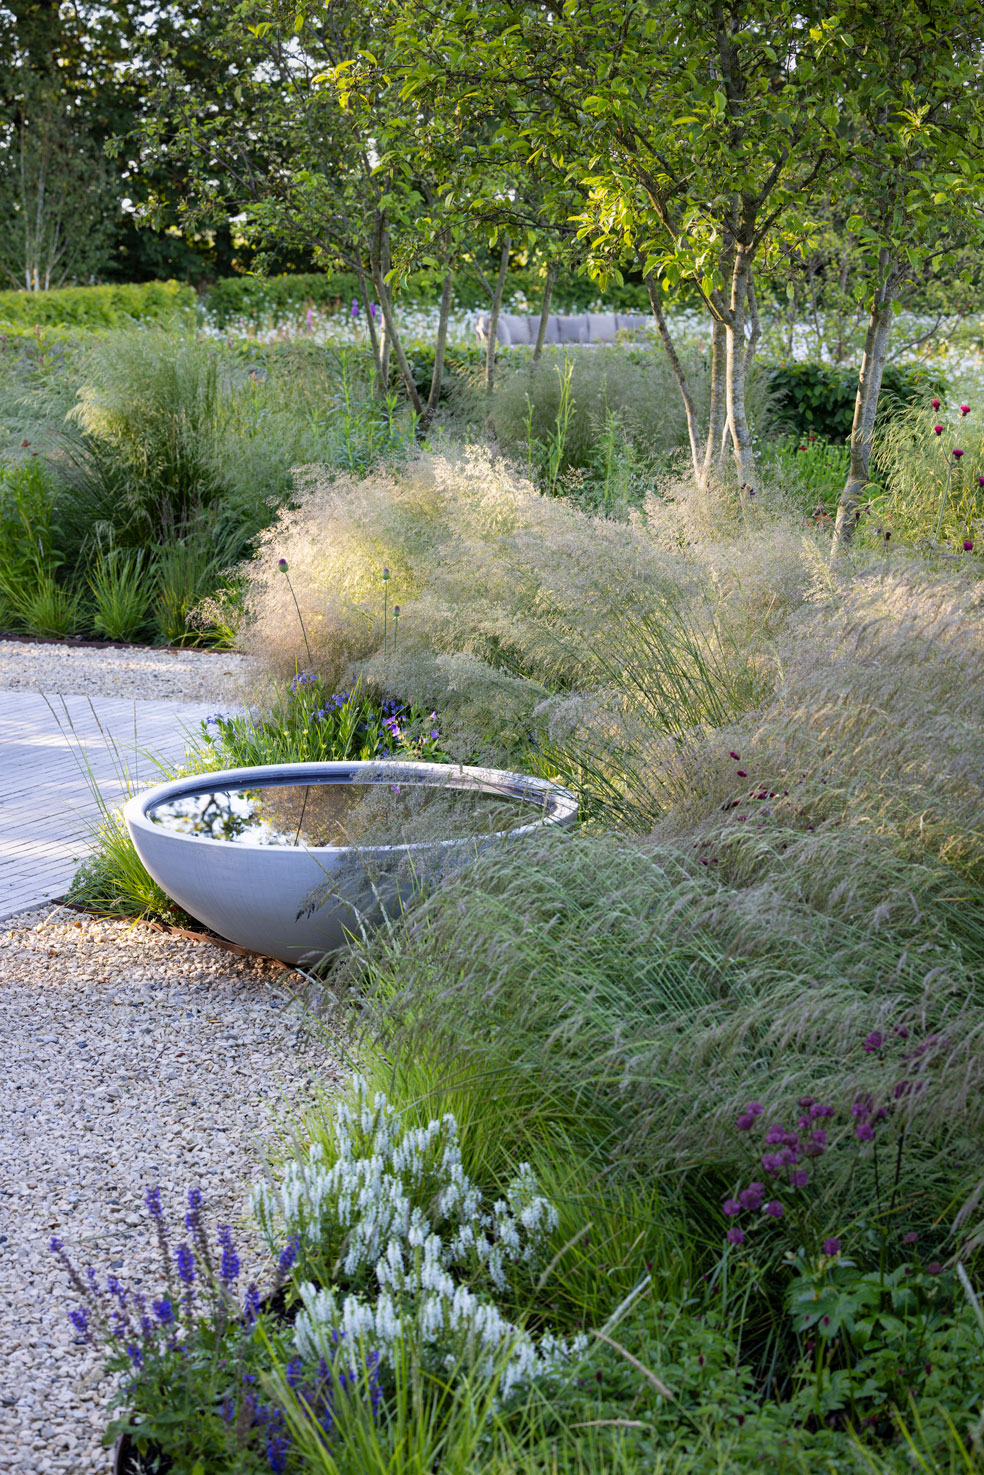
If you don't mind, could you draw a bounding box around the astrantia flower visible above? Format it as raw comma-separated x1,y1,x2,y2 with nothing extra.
726,1226,746,1245
822,1237,841,1255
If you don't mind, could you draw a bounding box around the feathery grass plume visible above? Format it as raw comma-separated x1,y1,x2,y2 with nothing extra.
349,828,984,1242
235,445,696,690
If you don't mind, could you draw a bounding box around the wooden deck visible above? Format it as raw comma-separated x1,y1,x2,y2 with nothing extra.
0,692,212,922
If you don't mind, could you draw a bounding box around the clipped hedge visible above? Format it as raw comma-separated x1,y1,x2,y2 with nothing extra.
767,360,947,441
200,268,652,327
0,280,195,329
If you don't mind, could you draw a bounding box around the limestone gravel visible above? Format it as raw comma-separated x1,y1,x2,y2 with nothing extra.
0,904,346,1473
0,638,254,705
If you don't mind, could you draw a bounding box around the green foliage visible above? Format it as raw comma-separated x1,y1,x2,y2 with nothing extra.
0,280,195,329
767,360,945,442
192,678,447,770
88,545,152,642
762,434,852,514
199,270,651,329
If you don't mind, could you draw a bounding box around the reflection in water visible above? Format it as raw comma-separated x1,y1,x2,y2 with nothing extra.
147,781,539,849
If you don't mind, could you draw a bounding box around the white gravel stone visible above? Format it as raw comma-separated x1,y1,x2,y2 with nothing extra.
0,638,254,705
0,904,346,1472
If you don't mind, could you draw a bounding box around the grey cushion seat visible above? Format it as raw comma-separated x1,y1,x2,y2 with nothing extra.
474,311,651,346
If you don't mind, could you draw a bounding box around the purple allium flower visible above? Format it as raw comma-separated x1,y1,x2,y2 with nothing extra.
217,1224,240,1285
811,1129,828,1148
726,1226,746,1245
777,1148,800,1167
933,424,943,435
810,1102,834,1119
765,1200,784,1218
964,539,975,551
764,1125,786,1145
790,1168,809,1188
797,1096,817,1110
863,1031,883,1053
856,1122,875,1141
742,1102,763,1119
175,1243,195,1285
278,558,288,573
903,1231,919,1245
761,1153,782,1174
736,1112,756,1131
738,1182,765,1211
723,1198,742,1217
823,1237,841,1255
953,448,964,459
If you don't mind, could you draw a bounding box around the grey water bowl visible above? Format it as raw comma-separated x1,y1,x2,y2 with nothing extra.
123,760,578,965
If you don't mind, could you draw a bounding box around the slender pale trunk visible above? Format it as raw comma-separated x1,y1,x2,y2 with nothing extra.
724,252,756,489
533,263,557,362
354,258,386,395
485,235,511,398
703,318,729,482
422,270,454,429
644,271,702,481
832,256,899,554
370,257,424,419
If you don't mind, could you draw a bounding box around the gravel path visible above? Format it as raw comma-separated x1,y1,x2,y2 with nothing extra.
0,642,347,1471
0,906,342,1473
0,638,254,705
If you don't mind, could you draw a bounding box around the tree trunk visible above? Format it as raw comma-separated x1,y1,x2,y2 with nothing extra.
354,258,386,396
532,263,557,362
644,270,703,481
702,317,729,482
832,258,899,555
422,269,454,429
370,257,424,420
485,235,511,398
724,251,756,489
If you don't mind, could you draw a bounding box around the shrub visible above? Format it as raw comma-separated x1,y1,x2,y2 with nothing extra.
0,280,194,329
766,360,946,442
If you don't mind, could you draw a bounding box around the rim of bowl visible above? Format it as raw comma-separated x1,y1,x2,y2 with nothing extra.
122,760,578,856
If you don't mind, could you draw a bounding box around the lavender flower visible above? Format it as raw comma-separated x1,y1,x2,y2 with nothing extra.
153,1297,175,1326
217,1224,240,1285
243,1283,262,1324
68,1307,90,1341
175,1243,195,1286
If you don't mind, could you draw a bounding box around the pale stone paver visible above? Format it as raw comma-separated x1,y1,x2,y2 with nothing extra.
0,692,212,921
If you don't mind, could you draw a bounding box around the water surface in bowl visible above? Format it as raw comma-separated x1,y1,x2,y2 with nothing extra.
147,780,542,848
